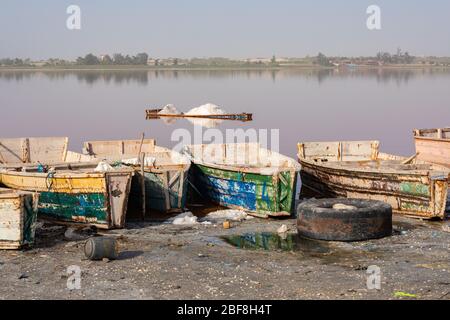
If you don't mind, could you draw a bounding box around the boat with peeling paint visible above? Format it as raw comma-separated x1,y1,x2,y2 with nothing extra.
83,139,190,213
297,140,450,219
0,188,39,249
0,137,133,229
183,143,300,218
414,128,450,168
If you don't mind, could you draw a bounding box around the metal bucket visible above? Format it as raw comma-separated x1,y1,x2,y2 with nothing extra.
84,237,118,260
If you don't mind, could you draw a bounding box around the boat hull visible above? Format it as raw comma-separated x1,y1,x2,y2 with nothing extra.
0,171,132,229
0,189,39,250
191,164,298,218
414,128,450,168
299,160,449,219
130,167,189,213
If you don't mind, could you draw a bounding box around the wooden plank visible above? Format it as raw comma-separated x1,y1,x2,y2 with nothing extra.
83,139,156,158
0,137,68,164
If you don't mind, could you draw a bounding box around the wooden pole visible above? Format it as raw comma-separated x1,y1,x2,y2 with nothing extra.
137,132,145,164
141,152,146,221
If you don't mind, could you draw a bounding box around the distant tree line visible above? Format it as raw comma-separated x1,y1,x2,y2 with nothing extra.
75,53,149,65
376,49,414,64
316,53,333,67
0,58,32,66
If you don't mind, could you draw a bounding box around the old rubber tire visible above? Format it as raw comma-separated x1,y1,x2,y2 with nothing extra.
297,198,392,241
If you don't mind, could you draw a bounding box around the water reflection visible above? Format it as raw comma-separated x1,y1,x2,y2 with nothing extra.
1,68,449,85
222,232,330,254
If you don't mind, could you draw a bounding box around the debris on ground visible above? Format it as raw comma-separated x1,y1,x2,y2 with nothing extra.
205,209,248,222
223,221,232,229
277,224,288,234
172,212,199,225
394,291,418,298
64,226,97,241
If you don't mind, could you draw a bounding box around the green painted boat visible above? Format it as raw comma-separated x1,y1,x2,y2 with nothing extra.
0,137,134,229
83,139,191,213
183,143,300,218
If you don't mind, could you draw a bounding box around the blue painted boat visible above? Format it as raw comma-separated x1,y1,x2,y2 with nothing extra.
183,143,300,218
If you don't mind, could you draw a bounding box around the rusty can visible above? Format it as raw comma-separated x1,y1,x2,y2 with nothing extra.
84,237,118,261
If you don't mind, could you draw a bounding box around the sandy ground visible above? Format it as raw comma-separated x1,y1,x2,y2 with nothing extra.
0,212,449,300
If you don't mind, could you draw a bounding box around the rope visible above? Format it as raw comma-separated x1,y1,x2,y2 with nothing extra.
46,171,55,190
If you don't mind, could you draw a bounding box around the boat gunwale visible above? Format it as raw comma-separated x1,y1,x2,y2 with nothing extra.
297,153,450,179
184,144,301,175
414,128,450,141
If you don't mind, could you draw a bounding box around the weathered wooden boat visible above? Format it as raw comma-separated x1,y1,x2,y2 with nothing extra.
0,137,92,165
83,139,191,213
146,109,253,122
0,137,133,229
297,140,450,219
0,188,39,250
183,143,300,218
414,128,450,168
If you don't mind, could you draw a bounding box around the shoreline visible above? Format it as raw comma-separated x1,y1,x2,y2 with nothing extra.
1,64,449,72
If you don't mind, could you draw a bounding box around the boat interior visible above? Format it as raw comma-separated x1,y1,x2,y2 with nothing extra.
83,139,191,170
184,143,300,170
0,137,107,174
298,141,450,173
414,128,450,140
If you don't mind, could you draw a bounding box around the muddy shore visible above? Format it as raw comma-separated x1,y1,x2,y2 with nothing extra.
0,213,449,300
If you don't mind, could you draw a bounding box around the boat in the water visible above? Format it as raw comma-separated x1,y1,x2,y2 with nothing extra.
183,143,300,218
414,128,450,168
297,140,450,219
83,139,191,213
0,188,39,249
0,137,133,229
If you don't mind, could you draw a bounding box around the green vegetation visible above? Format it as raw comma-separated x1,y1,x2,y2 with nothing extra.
1,50,450,70
376,48,414,64
76,52,149,65
316,53,333,67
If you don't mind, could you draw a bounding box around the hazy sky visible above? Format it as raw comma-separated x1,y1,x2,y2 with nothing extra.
1,0,449,59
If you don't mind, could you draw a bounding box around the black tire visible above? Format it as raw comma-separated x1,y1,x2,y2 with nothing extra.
297,198,392,241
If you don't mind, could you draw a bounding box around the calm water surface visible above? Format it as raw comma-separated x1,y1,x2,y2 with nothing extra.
1,69,449,158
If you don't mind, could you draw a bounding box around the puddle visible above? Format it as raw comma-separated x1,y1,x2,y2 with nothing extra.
221,232,388,268
222,232,331,255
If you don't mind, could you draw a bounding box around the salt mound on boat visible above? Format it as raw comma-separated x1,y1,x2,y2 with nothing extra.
158,104,180,115
185,103,226,116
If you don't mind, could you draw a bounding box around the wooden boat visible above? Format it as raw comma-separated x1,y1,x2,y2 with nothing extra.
83,139,191,213
297,140,450,219
0,188,39,250
183,143,300,218
414,128,450,168
0,137,133,229
0,137,92,164
146,109,253,122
